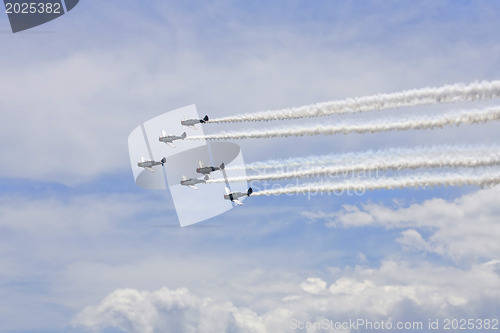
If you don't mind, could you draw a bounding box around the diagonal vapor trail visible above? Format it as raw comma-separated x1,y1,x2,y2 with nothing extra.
208,80,500,123
251,171,500,196
187,107,500,140
225,145,500,171
208,150,500,183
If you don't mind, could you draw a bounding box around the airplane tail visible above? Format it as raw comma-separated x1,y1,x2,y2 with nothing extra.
204,175,209,181
220,163,225,170
247,188,253,196
161,157,167,166
181,132,187,139
202,115,209,123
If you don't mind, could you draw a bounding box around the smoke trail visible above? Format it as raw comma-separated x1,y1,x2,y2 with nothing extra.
251,171,500,196
208,151,500,183
187,107,500,140
209,80,500,123
226,145,500,171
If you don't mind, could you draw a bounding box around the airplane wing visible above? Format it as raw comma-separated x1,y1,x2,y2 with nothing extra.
166,142,175,148
188,125,197,130
233,199,243,205
145,167,155,172
188,185,199,190
224,187,231,195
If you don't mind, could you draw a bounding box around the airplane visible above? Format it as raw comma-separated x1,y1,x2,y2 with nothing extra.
180,175,209,190
196,161,225,177
224,187,253,205
137,156,166,172
159,131,187,147
181,115,209,129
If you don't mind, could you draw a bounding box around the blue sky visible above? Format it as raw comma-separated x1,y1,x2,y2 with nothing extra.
1,1,500,332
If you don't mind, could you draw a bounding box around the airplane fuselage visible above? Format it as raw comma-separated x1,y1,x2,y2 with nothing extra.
197,166,219,175
180,178,206,186
159,135,182,143
224,192,246,201
181,119,202,126
138,160,161,168
137,157,166,172
181,115,208,128
224,187,252,204
159,132,186,147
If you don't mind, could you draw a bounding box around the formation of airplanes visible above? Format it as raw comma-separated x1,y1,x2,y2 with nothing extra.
136,115,252,204
180,160,251,204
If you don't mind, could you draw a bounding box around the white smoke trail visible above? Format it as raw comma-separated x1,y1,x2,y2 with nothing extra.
187,107,500,140
226,145,500,171
209,80,500,123
209,150,500,183
251,171,500,196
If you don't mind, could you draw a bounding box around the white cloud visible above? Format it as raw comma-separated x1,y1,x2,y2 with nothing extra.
73,287,265,333
73,260,500,333
2,183,499,332
0,192,176,331
0,192,309,331
302,186,500,263
300,277,327,294
396,229,432,252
